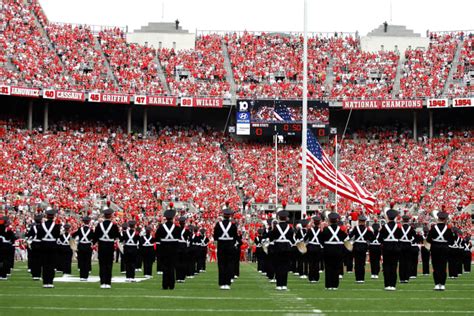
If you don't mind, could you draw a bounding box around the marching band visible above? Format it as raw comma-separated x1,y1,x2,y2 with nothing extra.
0,202,472,293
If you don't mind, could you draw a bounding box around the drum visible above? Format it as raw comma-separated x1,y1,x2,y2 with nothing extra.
344,240,353,252
296,241,307,254
262,240,270,254
69,239,78,252
423,240,431,251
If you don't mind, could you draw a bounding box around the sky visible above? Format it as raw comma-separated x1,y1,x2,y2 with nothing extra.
39,0,473,35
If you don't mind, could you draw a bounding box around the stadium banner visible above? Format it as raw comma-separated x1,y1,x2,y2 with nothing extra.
342,99,423,110
0,85,11,95
236,111,251,135
134,95,178,107
180,97,193,107
89,93,130,104
43,89,55,99
0,85,41,98
427,98,449,108
192,97,224,108
452,97,474,108
8,86,41,98
179,97,223,108
55,90,85,102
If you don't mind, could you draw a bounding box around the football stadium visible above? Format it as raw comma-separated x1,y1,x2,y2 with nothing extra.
0,0,473,315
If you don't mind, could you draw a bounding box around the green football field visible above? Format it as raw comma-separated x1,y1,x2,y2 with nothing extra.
0,261,473,316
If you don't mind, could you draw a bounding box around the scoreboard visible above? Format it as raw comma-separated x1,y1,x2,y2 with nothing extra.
236,99,329,138
250,122,328,137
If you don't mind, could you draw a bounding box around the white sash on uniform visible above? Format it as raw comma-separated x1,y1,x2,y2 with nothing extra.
124,230,138,246
99,222,114,242
383,224,398,242
142,235,154,247
41,222,56,242
400,225,413,243
218,222,233,241
162,224,176,242
433,225,448,243
354,226,368,243
308,228,321,245
79,227,92,244
57,234,71,246
326,226,343,245
275,224,290,243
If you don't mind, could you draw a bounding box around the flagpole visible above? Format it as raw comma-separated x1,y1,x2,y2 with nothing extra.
335,133,338,213
301,0,308,218
275,130,278,209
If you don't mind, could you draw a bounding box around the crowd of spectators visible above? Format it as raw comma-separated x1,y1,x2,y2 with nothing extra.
99,28,165,95
158,34,230,98
225,32,333,99
331,50,399,100
45,23,116,92
0,119,472,240
448,34,474,97
1,0,473,101
1,0,69,89
111,126,241,218
399,33,460,98
0,121,157,216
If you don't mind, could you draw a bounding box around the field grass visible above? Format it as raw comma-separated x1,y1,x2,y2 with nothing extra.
0,261,473,316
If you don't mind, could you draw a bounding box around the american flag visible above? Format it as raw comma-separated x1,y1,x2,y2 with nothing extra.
301,130,376,212
274,105,293,121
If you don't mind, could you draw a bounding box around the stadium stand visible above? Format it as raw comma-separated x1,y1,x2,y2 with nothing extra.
1,0,473,100
399,33,460,98
45,23,117,92
158,34,231,98
99,28,166,94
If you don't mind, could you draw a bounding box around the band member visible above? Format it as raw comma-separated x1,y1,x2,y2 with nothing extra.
254,229,265,273
233,226,243,279
295,219,308,278
72,216,93,281
119,222,128,274
410,226,423,279
38,208,61,288
265,219,277,282
155,207,181,290
93,208,120,289
0,216,15,280
57,223,73,276
448,227,463,278
421,226,430,275
349,215,373,283
176,217,190,283
305,215,323,283
399,215,415,283
140,225,156,279
378,208,402,291
121,220,139,282
189,226,200,277
269,209,294,290
368,221,382,279
427,211,454,291
213,208,237,290
27,214,43,280
463,234,472,273
320,212,348,290
198,228,209,273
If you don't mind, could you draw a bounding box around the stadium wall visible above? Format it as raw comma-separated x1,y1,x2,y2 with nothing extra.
361,36,429,53
127,32,196,50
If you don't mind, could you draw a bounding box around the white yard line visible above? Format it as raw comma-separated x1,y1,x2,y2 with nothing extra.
0,306,322,313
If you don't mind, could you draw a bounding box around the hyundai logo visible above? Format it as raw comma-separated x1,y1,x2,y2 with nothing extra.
239,113,248,120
